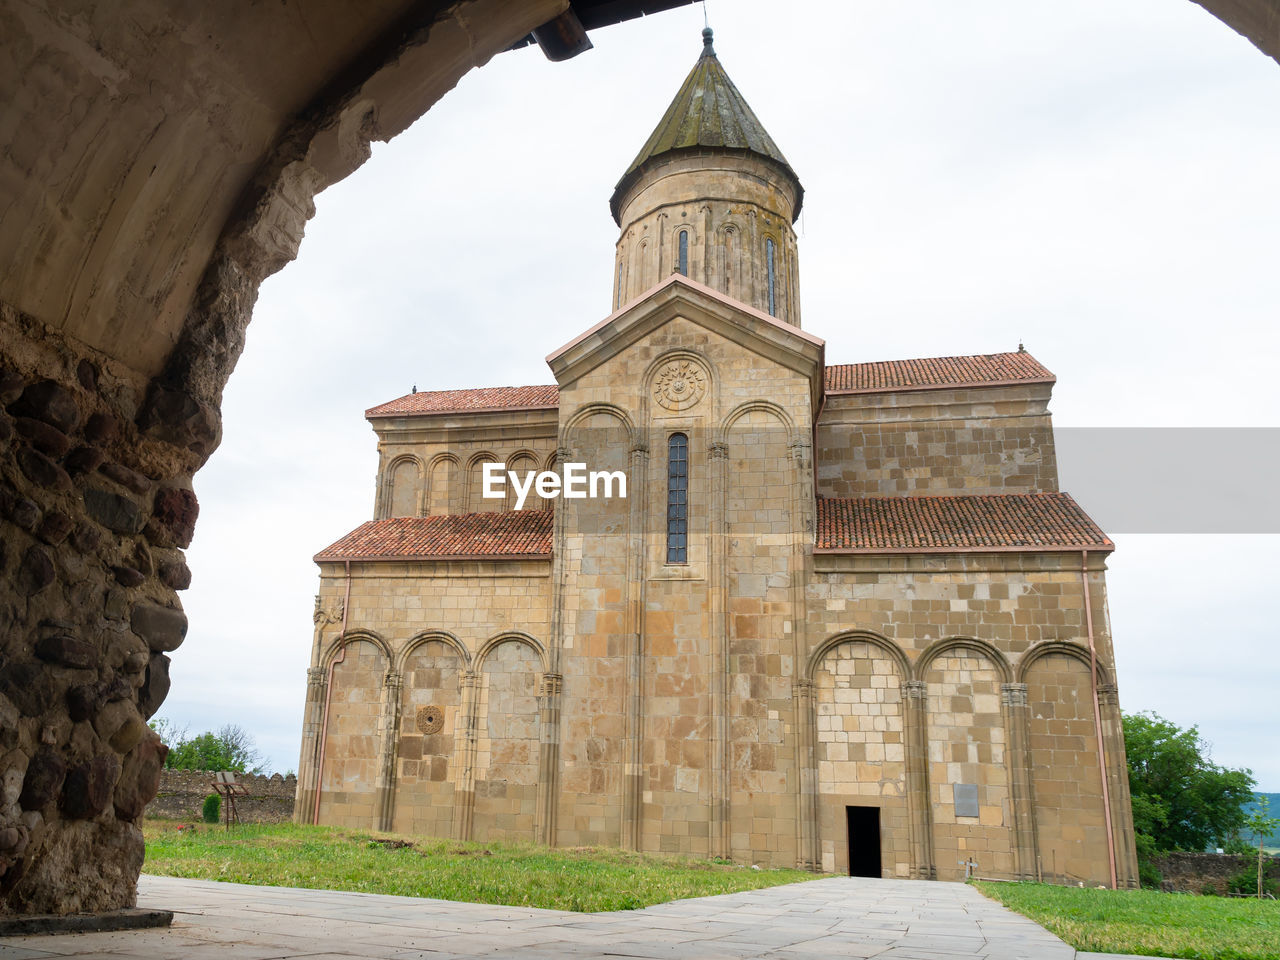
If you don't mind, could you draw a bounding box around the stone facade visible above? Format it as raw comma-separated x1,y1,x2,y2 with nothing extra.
298,35,1139,889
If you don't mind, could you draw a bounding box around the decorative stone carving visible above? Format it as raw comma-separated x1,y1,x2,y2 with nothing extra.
789,435,812,469
416,704,444,735
313,595,344,626
1001,682,1029,708
653,358,707,411
539,673,563,698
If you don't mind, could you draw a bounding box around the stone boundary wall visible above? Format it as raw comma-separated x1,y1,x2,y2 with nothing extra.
1153,851,1280,894
145,770,296,823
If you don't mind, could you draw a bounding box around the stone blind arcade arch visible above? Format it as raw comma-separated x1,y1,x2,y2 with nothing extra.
308,626,555,843
800,632,1129,881
0,0,1273,915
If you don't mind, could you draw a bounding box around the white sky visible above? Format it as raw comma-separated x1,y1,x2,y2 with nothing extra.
167,0,1280,790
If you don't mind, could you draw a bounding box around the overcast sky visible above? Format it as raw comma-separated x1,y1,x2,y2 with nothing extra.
167,0,1280,792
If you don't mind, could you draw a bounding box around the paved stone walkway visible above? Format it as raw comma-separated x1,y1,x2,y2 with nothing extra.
1,875,1165,960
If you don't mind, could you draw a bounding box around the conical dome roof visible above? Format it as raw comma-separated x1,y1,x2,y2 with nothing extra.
609,28,803,225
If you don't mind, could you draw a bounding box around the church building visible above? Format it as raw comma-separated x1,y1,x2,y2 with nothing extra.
297,30,1139,886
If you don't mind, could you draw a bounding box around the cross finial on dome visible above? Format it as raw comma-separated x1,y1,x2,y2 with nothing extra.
701,27,715,57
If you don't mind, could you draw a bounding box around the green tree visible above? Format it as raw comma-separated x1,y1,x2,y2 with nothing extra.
148,719,265,774
1236,795,1280,899
1123,711,1255,857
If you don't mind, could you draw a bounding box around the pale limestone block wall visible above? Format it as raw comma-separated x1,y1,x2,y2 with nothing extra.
725,406,801,864
302,562,552,834
316,638,385,825
815,384,1058,498
813,641,908,876
473,640,542,842
809,559,1095,657
925,653,1013,880
393,639,464,838
805,552,1134,886
1025,651,1109,883
428,457,459,516
557,409,631,847
640,578,712,855
389,458,420,518
552,307,818,863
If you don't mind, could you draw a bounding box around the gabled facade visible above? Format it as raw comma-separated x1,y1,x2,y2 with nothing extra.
297,31,1139,886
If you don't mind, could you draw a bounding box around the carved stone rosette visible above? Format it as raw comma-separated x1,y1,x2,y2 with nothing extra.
416,704,444,735
652,358,708,412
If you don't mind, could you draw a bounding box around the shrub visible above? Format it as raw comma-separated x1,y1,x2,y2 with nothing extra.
1227,864,1278,898
202,793,221,824
1137,858,1163,890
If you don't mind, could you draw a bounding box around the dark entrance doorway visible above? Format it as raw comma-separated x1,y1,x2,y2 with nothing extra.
846,805,882,877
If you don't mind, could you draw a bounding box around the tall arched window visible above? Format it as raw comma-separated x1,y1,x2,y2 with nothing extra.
666,433,688,564
766,237,777,316
677,230,689,277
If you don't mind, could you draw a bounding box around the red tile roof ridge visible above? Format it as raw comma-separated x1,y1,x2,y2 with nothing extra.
366,384,560,418
815,492,1111,554
824,351,1055,395
315,510,554,562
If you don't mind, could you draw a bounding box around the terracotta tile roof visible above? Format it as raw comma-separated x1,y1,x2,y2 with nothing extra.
366,385,559,418
824,352,1054,394
815,493,1111,553
315,511,553,562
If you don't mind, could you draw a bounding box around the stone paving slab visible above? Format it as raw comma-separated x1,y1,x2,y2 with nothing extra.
0,874,1181,960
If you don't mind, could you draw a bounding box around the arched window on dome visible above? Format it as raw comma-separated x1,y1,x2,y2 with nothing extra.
666,433,688,564
766,237,777,316
677,229,689,277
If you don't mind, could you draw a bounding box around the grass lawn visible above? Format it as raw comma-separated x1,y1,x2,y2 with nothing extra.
142,820,815,912
974,881,1280,960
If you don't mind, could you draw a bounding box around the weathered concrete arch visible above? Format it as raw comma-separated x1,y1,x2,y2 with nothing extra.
1016,639,1112,687
385,453,425,518
720,398,797,436
806,629,911,682
322,631,393,669
914,635,1013,685
426,451,462,470
564,402,636,437
464,449,503,512
387,453,425,470
465,450,502,471
397,630,472,675
475,631,550,674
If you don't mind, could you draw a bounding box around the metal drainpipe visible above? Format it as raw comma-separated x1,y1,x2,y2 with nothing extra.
1082,549,1118,889
811,388,826,498
312,560,353,825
